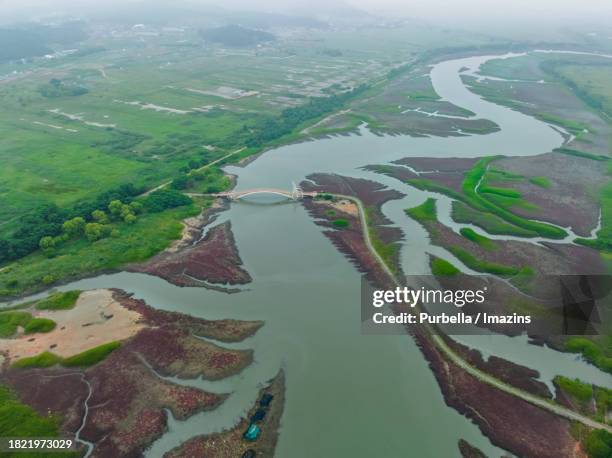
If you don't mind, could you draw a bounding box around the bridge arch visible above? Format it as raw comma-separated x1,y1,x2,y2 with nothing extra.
230,189,296,200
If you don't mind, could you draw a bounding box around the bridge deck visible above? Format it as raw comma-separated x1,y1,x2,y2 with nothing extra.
189,188,318,200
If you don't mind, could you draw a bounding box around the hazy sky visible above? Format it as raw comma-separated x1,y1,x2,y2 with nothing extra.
0,0,611,24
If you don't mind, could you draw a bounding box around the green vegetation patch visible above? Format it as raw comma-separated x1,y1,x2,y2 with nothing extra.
62,341,121,367
535,112,591,136
406,90,440,101
12,352,63,369
0,311,56,337
584,429,612,458
35,290,81,311
451,202,538,238
555,147,610,162
405,197,437,223
529,176,551,188
462,157,566,239
0,311,33,338
565,337,612,375
430,257,460,276
449,246,525,277
332,218,350,228
365,208,400,276
0,384,63,449
479,186,521,199
23,318,56,334
554,376,593,403
459,228,495,250
12,341,122,369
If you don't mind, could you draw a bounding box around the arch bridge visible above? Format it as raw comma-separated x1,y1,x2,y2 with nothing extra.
209,183,317,201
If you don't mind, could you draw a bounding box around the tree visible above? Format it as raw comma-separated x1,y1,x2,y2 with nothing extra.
120,204,135,222
85,223,105,242
62,217,86,237
91,209,109,224
123,213,137,224
129,201,143,214
39,236,55,250
142,189,192,213
108,200,124,219
171,175,190,190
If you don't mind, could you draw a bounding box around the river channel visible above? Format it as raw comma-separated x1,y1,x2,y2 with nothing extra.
7,52,612,457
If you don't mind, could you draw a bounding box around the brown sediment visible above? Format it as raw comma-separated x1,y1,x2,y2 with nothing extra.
111,290,257,380
414,328,579,458
1,289,261,457
165,370,286,458
303,197,394,289
458,439,487,458
491,154,606,237
442,335,552,399
129,220,252,287
395,157,479,173
112,290,263,343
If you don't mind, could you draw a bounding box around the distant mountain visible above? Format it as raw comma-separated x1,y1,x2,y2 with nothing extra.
0,22,88,64
216,12,328,30
199,24,275,47
0,29,50,63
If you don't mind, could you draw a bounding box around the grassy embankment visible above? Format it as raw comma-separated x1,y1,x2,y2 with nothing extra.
430,257,460,276
35,290,81,310
12,341,122,369
0,311,56,337
564,337,612,375
364,207,401,276
405,197,527,277
572,423,612,458
459,228,495,250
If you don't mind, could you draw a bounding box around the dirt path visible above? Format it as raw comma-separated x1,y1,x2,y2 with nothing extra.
141,147,246,197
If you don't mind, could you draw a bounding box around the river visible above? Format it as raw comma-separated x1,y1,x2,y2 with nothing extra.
7,52,612,457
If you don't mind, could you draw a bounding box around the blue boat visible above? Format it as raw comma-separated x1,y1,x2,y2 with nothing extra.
243,423,261,441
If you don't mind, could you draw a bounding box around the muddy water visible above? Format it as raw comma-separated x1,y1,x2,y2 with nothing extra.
7,52,611,457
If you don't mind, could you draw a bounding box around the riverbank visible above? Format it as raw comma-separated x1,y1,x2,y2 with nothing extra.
128,220,252,288
0,289,262,456
165,370,285,457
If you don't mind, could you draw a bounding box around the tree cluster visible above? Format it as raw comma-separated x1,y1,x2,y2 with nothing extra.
0,184,142,264
244,84,369,148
